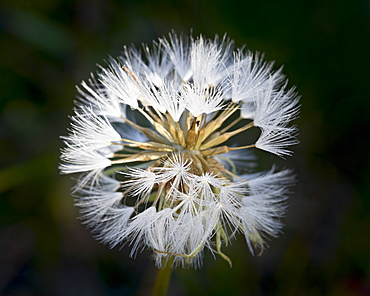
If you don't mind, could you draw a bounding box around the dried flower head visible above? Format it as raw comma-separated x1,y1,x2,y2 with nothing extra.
60,33,300,268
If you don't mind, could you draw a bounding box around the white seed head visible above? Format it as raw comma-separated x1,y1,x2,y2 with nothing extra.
60,32,300,268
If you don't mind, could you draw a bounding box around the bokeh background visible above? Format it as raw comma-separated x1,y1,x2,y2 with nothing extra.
0,0,369,295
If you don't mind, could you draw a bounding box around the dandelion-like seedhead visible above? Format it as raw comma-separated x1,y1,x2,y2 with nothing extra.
60,33,300,268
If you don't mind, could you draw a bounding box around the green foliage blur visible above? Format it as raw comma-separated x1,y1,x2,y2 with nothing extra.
0,0,369,295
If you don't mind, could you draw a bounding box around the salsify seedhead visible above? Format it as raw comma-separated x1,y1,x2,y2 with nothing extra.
60,33,300,268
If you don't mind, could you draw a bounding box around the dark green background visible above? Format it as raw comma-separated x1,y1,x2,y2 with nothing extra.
0,0,369,295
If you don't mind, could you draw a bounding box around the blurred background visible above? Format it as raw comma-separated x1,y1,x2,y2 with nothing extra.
0,0,369,295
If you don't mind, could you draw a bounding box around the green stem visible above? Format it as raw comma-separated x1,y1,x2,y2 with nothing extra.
152,257,174,296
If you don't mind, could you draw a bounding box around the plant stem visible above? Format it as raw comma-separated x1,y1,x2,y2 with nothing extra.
152,257,173,296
